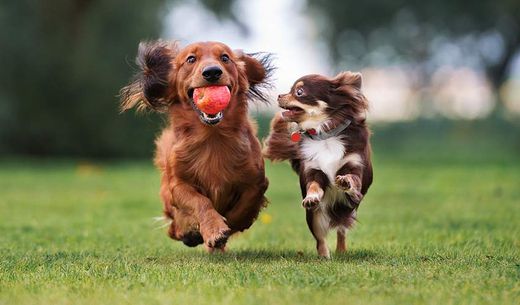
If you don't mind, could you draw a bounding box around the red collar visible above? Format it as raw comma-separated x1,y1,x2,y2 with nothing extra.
290,120,351,142
290,129,316,142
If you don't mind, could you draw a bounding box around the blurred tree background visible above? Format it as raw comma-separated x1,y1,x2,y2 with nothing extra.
305,0,520,115
0,0,518,159
0,0,169,158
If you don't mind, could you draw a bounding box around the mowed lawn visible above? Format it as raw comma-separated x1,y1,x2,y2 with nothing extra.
0,155,519,305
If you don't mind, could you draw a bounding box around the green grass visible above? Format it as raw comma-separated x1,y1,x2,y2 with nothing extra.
0,155,519,305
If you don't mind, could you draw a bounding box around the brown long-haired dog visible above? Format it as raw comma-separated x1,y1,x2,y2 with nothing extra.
120,40,273,252
264,72,373,258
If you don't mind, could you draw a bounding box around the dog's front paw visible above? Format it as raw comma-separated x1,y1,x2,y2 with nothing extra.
347,190,363,206
303,182,324,210
205,227,231,249
302,193,321,209
200,215,231,250
335,175,351,190
335,174,363,206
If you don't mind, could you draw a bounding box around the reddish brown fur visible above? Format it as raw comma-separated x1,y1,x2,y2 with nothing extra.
121,41,273,251
264,71,373,258
262,112,300,162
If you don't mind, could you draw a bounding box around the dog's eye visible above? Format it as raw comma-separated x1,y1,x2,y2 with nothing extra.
186,55,196,64
296,88,304,97
221,54,230,63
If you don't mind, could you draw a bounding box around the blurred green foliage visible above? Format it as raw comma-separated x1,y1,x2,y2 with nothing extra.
308,0,520,88
0,0,169,158
226,0,520,115
1,0,519,158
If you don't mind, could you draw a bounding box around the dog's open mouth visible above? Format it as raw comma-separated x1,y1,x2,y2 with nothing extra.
187,86,231,125
280,105,304,120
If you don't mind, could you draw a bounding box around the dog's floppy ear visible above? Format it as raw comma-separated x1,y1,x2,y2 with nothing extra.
235,50,275,103
120,40,179,112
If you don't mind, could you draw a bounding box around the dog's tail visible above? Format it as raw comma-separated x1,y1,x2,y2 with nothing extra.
262,112,299,162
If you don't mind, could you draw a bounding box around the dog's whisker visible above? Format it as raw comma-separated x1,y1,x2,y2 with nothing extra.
154,222,172,230
152,216,172,230
152,216,167,223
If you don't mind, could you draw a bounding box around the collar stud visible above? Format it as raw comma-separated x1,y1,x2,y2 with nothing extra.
290,131,302,142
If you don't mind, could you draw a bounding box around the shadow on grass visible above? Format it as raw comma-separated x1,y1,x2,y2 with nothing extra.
150,247,383,265
7,247,491,269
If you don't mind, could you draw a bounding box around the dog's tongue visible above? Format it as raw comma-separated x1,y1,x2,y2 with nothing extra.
193,86,231,115
281,109,296,120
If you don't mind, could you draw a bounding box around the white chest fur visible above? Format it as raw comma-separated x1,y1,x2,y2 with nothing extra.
301,136,346,183
301,136,364,209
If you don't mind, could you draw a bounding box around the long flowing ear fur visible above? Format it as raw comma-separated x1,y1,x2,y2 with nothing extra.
119,40,179,112
235,50,276,104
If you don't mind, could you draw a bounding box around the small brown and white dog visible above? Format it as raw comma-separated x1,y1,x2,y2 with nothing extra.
264,72,373,258
120,40,273,252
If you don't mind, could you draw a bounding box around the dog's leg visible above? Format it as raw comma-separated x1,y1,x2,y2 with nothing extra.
301,169,331,258
302,181,323,209
301,169,329,209
225,177,269,233
336,227,347,253
335,162,364,206
170,179,230,250
306,209,330,258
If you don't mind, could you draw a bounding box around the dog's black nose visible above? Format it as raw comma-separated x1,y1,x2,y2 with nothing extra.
202,66,223,82
278,94,282,99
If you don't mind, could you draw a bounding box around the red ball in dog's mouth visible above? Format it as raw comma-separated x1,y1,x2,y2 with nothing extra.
193,86,231,115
